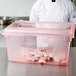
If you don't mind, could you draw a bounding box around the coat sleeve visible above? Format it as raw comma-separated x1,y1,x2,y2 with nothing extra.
30,3,39,21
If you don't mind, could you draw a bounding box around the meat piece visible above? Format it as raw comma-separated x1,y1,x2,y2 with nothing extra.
53,53,66,63
34,51,43,58
34,57,40,62
40,49,47,52
38,57,47,64
26,54,36,62
48,52,53,58
43,51,53,61
44,52,53,58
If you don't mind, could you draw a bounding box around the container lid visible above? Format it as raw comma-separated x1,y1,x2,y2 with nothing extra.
1,21,75,38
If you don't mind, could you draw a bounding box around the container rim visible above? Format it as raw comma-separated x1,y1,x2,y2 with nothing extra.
1,21,75,38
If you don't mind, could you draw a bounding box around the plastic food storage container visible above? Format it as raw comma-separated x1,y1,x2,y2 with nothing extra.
2,21,75,66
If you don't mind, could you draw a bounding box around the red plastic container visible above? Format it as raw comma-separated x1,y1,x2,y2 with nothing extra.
2,21,75,66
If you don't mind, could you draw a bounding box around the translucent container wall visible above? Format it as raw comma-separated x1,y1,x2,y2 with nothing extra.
2,21,75,66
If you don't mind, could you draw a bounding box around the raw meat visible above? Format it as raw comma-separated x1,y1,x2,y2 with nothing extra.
24,49,53,64
22,48,66,65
